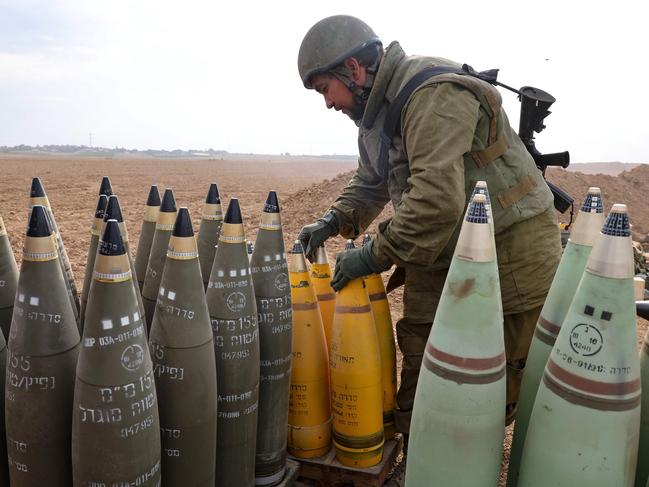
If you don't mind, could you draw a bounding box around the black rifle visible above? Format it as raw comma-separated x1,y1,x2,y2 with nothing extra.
459,66,574,216
384,64,575,217
516,86,573,215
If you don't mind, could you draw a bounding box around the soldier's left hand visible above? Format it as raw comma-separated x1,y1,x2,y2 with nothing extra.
331,243,388,291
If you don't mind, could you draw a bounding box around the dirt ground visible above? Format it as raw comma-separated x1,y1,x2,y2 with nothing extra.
1,155,648,486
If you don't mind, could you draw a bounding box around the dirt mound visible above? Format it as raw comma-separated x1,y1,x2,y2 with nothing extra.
283,164,649,245
547,164,649,241
282,171,395,258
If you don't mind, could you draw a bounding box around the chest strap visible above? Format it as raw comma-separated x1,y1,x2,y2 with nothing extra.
381,64,508,170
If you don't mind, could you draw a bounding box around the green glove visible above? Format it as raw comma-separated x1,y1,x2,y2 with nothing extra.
298,210,339,261
331,242,389,291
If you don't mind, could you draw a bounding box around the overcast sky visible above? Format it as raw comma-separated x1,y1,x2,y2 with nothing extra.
1,0,646,163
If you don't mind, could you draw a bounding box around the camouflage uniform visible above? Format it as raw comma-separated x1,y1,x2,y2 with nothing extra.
328,42,562,431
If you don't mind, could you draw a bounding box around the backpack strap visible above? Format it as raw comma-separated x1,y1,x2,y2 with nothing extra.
379,64,508,174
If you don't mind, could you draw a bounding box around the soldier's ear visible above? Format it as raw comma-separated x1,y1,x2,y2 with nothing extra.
344,57,364,82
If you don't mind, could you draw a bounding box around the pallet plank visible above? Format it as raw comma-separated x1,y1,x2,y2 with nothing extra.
291,436,403,486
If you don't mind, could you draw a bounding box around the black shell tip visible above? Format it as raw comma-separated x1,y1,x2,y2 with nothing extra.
206,183,221,204
104,195,124,223
99,176,113,196
30,177,46,198
95,194,109,218
146,185,161,206
161,189,177,212
27,205,52,237
99,219,126,256
263,190,280,213
224,198,243,224
173,208,194,237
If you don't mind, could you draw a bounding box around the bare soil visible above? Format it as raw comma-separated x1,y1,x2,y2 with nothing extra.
1,155,647,486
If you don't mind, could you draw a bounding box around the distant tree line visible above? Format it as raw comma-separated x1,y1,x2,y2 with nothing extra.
0,144,229,157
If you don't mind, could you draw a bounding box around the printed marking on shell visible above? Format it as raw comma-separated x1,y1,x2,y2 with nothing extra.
18,294,25,303
229,270,237,278
275,254,281,261
121,344,145,371
159,287,165,296
167,291,176,301
226,291,246,312
120,316,130,327
274,273,289,292
29,296,40,306
569,323,603,357
102,319,114,330
240,269,247,276
217,270,224,277
264,255,271,262
133,312,140,322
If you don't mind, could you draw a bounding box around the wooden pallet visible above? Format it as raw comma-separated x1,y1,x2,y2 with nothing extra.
290,436,403,487
276,459,301,486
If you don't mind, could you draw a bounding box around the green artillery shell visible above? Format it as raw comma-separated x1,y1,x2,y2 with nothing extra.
5,205,80,486
142,189,177,332
0,215,18,339
406,192,506,486
508,187,604,486
72,219,161,486
134,186,161,292
149,207,217,486
251,191,292,486
637,300,649,487
100,195,147,332
639,318,649,487
0,311,10,484
518,204,640,487
79,194,108,332
29,178,80,320
196,183,223,291
206,198,260,487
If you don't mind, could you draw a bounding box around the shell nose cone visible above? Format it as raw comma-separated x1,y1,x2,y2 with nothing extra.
466,194,489,224
362,234,371,246
99,176,113,196
27,205,52,237
581,187,604,214
95,194,108,219
30,177,46,197
263,191,280,213
160,189,177,212
146,185,161,206
602,204,630,237
206,183,221,204
99,219,126,256
225,198,243,224
291,240,304,254
345,239,355,250
173,207,193,237
104,195,124,223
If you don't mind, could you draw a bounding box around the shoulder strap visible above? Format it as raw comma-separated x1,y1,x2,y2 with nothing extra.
383,64,499,142
378,64,507,176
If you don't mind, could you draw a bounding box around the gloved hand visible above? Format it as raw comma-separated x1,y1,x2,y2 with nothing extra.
331,242,389,291
298,210,339,261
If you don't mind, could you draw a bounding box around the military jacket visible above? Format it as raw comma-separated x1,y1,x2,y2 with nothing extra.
329,42,561,313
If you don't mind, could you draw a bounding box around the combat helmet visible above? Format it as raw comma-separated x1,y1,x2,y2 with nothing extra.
298,15,382,89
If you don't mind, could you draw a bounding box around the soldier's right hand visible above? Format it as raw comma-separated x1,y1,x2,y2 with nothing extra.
298,211,339,261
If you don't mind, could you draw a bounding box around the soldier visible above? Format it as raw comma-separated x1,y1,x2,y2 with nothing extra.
296,15,562,451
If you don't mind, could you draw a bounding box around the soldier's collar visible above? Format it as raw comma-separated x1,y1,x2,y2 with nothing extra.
361,41,405,130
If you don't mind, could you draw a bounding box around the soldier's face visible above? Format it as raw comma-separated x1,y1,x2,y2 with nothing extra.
312,74,358,120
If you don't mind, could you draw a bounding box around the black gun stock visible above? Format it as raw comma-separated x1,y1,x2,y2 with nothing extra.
516,86,574,214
